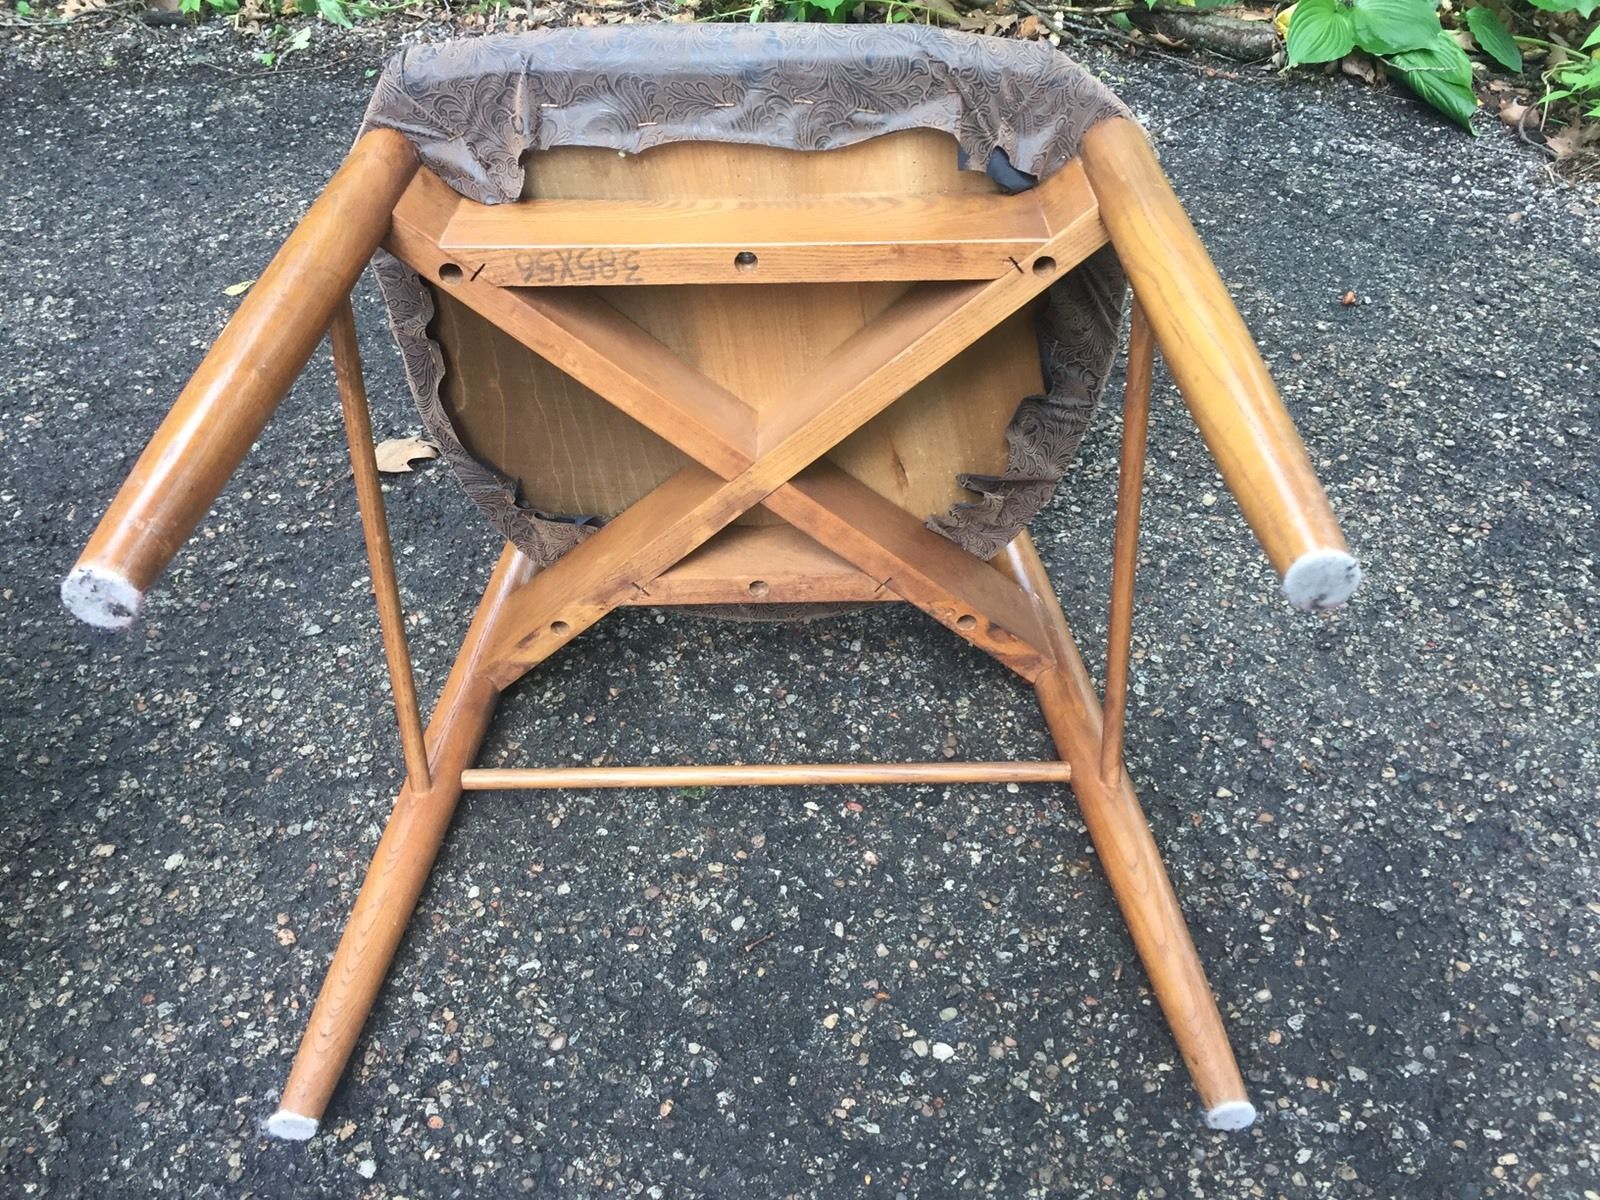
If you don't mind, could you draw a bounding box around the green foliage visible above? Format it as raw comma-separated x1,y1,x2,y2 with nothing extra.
1388,36,1480,126
1354,0,1441,52
164,0,374,32
1286,0,1440,61
709,0,958,27
1543,32,1600,114
1464,6,1522,69
14,0,32,13
1286,0,1358,60
1527,0,1598,17
175,0,244,17
1288,0,1478,127
285,0,355,23
1477,0,1600,120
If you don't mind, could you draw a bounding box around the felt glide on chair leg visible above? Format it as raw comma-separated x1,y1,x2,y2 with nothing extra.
61,130,418,625
268,546,531,1139
1034,670,1256,1129
268,686,493,1139
1000,535,1257,1129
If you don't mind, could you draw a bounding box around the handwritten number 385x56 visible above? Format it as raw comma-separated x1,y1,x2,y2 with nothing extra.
515,249,643,285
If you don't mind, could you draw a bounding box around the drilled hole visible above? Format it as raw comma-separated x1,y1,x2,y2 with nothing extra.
438,262,464,283
550,620,571,636
747,579,770,597
1032,256,1056,277
734,251,759,273
955,614,977,631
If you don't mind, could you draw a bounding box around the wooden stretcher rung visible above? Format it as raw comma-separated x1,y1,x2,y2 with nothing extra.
459,761,1072,790
437,191,1052,286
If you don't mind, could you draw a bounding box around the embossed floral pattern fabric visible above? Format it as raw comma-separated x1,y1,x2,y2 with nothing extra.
360,25,1130,569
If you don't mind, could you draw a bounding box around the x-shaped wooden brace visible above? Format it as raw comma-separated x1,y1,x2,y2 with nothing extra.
383,164,1111,692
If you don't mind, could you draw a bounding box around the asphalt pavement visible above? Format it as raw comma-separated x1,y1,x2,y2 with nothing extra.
1,22,1597,1199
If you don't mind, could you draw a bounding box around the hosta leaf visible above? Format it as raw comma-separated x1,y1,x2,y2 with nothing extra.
317,0,351,24
1392,65,1478,127
1287,0,1358,64
1464,6,1522,70
1526,0,1598,16
1352,0,1441,55
1387,33,1478,128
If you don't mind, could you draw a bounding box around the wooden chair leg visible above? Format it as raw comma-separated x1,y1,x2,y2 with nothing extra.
1000,535,1256,1130
267,544,532,1139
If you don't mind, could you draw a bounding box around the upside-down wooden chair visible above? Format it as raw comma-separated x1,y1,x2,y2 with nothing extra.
63,27,1361,1139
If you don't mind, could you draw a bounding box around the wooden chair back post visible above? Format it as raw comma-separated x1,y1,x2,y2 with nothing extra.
1080,118,1360,611
62,130,419,629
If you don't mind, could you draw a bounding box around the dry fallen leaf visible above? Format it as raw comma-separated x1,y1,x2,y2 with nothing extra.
1016,13,1048,39
959,10,1016,34
1340,54,1376,86
1340,290,1358,306
222,279,255,297
1499,100,1537,130
1545,121,1600,162
374,436,440,473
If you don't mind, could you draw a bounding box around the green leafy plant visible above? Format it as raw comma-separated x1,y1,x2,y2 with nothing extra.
1464,6,1523,69
707,0,957,25
1287,0,1478,128
177,0,373,26
1505,0,1600,116
1542,24,1600,113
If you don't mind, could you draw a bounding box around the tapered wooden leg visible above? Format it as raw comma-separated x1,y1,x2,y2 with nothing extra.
999,534,1256,1130
268,544,533,1139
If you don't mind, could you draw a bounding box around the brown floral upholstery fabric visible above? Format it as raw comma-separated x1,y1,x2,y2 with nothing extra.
360,25,1129,568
